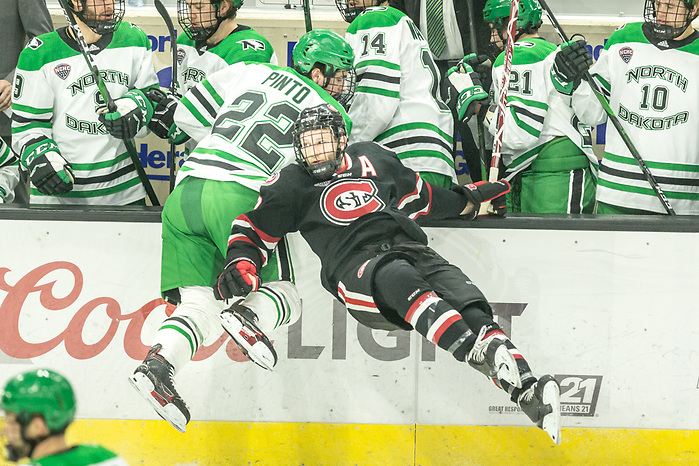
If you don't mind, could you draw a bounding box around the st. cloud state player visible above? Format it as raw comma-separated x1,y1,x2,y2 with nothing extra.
215,104,562,444
129,30,357,433
147,0,278,156
11,0,159,205
551,0,699,214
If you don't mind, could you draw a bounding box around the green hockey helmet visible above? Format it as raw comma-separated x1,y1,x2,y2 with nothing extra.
291,30,357,107
1,369,76,432
483,0,543,32
644,0,699,40
292,29,355,76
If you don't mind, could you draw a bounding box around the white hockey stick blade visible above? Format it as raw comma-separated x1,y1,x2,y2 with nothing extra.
541,378,562,445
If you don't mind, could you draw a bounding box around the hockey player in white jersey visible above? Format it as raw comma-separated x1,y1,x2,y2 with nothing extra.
474,0,598,213
0,139,19,203
551,0,699,214
129,29,356,433
147,0,278,158
11,0,159,205
335,0,457,188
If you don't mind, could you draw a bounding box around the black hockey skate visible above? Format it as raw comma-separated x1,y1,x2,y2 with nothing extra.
129,344,190,433
517,374,562,445
467,324,522,388
219,303,278,371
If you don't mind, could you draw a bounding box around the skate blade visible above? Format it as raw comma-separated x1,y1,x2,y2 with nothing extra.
129,373,188,433
219,313,276,371
540,379,562,445
493,345,522,388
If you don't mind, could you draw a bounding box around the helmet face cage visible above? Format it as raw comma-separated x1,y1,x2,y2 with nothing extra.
0,370,76,434
292,30,357,107
335,0,372,23
323,66,357,109
293,105,347,181
483,0,543,33
644,0,697,40
177,0,227,41
73,0,125,35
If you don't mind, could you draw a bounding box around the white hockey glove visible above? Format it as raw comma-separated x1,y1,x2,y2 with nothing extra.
459,180,510,219
97,89,154,139
447,55,490,122
215,258,261,300
22,139,74,195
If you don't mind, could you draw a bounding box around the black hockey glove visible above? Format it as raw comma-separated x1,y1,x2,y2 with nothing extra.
459,180,511,219
551,39,592,95
215,258,261,300
22,139,74,195
446,56,489,122
147,88,178,139
98,89,154,139
464,53,493,95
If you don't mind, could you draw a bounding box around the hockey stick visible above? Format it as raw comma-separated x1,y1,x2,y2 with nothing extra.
57,0,160,206
538,0,675,215
465,0,488,181
479,0,518,215
154,0,179,193
302,0,313,32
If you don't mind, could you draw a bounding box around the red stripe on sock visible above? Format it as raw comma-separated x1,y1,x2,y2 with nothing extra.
431,313,462,344
405,291,438,323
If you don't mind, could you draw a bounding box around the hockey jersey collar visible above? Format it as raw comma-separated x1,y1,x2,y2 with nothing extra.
58,26,113,55
642,22,699,50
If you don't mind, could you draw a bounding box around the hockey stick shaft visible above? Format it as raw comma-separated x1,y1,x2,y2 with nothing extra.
479,0,518,214
302,0,313,32
538,0,675,215
154,0,179,193
57,0,160,206
464,0,488,181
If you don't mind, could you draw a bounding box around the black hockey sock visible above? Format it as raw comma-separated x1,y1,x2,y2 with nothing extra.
404,291,477,362
459,303,496,332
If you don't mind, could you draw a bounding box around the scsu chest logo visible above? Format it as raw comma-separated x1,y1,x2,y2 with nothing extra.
321,179,385,225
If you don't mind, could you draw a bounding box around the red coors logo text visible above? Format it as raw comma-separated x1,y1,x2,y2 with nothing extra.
0,262,248,362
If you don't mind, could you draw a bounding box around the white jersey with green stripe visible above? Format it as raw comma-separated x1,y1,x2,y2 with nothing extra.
11,24,158,205
345,6,457,182
29,444,127,466
176,25,277,154
491,37,598,179
0,138,20,202
173,62,352,191
571,22,699,214
176,25,277,96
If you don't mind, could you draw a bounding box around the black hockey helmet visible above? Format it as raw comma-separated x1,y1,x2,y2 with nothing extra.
644,0,699,40
70,0,125,35
335,0,378,23
178,0,243,42
292,104,348,181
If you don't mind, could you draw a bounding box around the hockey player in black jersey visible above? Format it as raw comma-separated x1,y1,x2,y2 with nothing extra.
215,104,562,444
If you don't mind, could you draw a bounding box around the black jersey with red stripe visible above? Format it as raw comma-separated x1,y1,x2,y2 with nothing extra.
226,141,469,293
